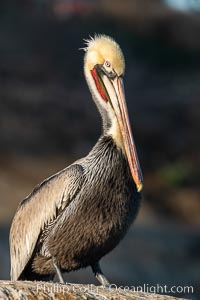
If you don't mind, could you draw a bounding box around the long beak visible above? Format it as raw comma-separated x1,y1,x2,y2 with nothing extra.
101,73,143,192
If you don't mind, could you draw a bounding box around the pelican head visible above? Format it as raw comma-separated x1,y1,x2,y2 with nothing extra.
83,34,143,192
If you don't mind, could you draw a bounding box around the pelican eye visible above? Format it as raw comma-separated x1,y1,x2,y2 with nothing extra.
104,60,111,68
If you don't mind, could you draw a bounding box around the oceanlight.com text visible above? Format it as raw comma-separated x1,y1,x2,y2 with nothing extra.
36,283,194,296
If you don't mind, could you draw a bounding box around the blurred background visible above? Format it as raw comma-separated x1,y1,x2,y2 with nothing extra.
0,0,199,299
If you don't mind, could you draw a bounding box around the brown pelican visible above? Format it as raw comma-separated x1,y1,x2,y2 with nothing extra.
10,34,143,285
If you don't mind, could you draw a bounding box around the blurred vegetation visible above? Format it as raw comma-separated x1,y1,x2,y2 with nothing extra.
158,162,193,187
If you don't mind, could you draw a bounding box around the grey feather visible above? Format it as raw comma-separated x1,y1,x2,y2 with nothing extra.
9,164,84,280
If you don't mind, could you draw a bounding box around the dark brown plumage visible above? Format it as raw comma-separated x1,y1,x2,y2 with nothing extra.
20,136,140,281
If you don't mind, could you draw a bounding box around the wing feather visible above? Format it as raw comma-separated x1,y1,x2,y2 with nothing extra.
9,164,83,280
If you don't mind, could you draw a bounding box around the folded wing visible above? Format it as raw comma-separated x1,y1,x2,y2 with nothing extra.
9,164,84,280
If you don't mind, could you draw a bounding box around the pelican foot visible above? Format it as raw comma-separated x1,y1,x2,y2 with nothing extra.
91,262,110,287
52,257,65,284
